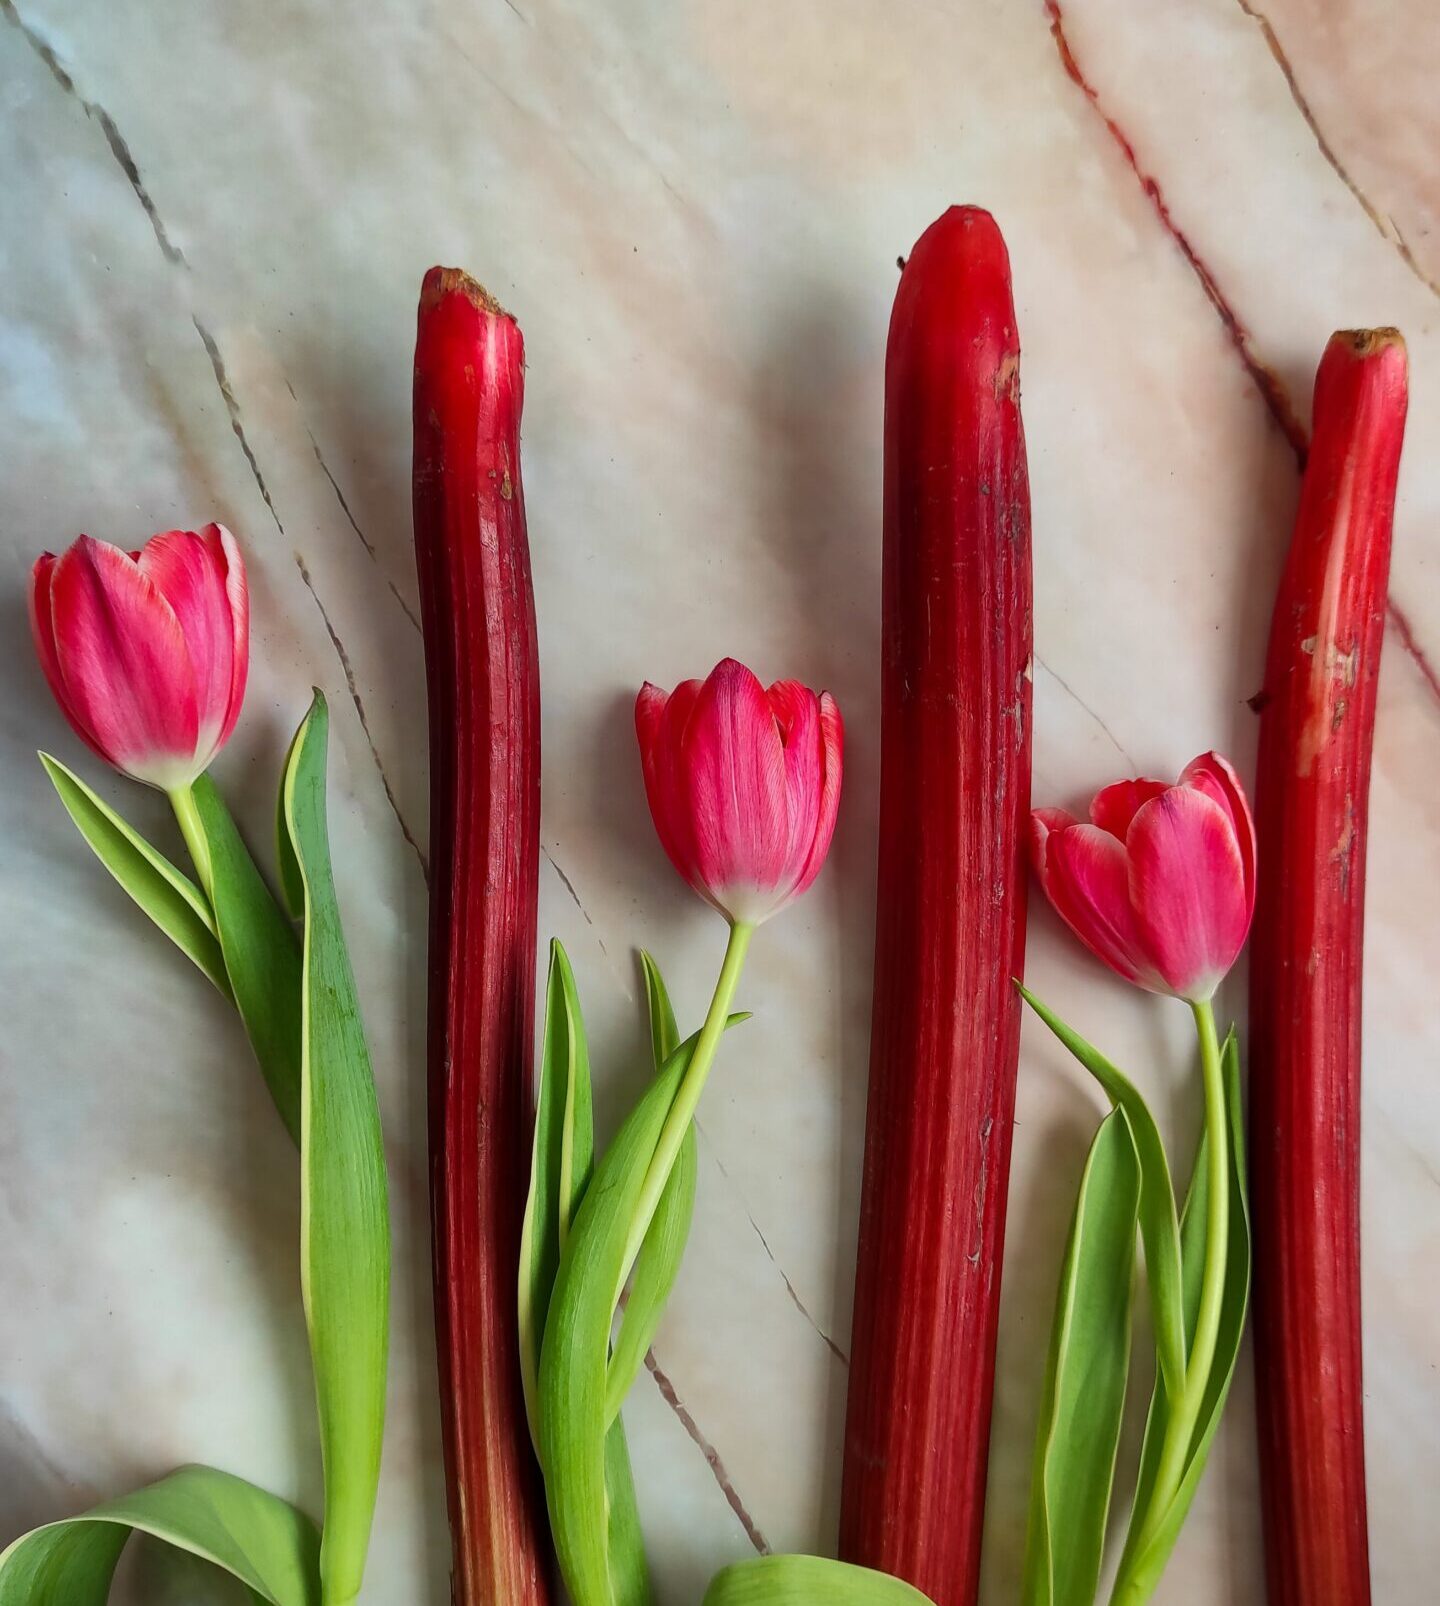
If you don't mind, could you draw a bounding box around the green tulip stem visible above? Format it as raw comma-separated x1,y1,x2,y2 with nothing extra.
1114,994,1229,1599
618,919,753,1291
169,781,215,903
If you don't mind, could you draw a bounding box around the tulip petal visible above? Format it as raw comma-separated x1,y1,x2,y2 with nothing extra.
1180,751,1256,913
682,660,789,920
214,525,249,747
1040,822,1161,990
28,552,107,763
802,690,844,896
765,682,845,907
139,529,237,758
1127,788,1249,999
1090,778,1169,841
637,683,685,874
50,536,201,787
1030,807,1079,864
637,679,708,903
768,681,821,888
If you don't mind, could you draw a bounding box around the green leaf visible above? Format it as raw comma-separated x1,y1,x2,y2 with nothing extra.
605,953,698,1423
0,1464,320,1606
38,754,232,999
191,775,303,1145
274,754,305,923
1019,986,1186,1400
605,1115,696,1425
1110,1029,1250,1600
280,692,391,1606
702,1556,935,1605
640,951,679,1065
602,1422,654,1606
1021,1109,1140,1606
538,1023,724,1606
520,941,597,1443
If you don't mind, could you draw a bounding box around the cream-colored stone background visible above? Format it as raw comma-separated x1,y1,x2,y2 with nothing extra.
2,1,1436,1600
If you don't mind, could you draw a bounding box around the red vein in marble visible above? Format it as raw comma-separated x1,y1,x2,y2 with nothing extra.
1044,0,1308,464
1043,0,1440,712
1384,599,1440,707
1234,0,1440,302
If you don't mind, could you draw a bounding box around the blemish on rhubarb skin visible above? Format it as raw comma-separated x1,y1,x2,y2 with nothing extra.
1332,794,1357,894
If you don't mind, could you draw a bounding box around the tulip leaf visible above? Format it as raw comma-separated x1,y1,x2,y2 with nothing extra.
539,1022,727,1606
280,692,390,1606
0,1463,320,1606
1019,986,1187,1401
605,953,699,1425
603,1424,653,1606
640,950,680,1066
520,940,597,1444
39,754,232,1000
190,775,303,1146
702,1556,935,1605
517,942,660,1603
1020,1108,1140,1606
1110,1028,1250,1600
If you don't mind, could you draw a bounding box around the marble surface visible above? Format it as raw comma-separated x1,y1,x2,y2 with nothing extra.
1,0,1437,1600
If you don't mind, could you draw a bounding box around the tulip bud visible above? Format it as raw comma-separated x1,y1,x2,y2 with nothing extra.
1030,752,1256,1002
635,658,843,927
29,527,249,792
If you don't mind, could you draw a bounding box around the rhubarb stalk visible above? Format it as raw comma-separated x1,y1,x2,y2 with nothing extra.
1249,327,1407,1606
414,268,552,1606
841,206,1032,1604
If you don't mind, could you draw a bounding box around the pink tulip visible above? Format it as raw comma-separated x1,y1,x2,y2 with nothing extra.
1030,752,1256,1001
29,527,249,791
636,658,843,926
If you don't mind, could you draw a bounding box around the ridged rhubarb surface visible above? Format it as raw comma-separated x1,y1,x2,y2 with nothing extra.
1249,328,1408,1606
414,267,551,1606
841,206,1032,1606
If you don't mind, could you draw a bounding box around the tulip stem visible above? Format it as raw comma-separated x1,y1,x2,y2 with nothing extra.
618,920,754,1293
1112,996,1229,1602
169,783,215,903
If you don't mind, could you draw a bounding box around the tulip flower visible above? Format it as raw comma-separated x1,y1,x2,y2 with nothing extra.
635,658,843,927
1029,752,1255,1003
1023,750,1259,1606
29,528,249,795
623,658,843,1283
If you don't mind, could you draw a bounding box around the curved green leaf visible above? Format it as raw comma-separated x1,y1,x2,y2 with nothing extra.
1110,1029,1250,1601
702,1555,934,1605
606,1119,696,1425
190,776,303,1145
281,692,390,1606
538,1024,718,1606
1021,1108,1140,1606
602,1423,652,1606
39,754,231,999
0,1464,319,1606
605,955,698,1423
1019,986,1186,1400
640,951,679,1065
520,940,597,1442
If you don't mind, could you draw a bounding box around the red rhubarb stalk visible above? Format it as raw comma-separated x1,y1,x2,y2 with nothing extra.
841,207,1032,1605
414,268,552,1606
1250,327,1407,1606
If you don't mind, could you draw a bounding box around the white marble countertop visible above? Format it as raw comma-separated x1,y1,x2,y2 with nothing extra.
2,2,1436,1601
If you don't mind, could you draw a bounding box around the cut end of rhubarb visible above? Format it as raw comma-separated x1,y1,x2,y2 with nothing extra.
421,265,514,322
1334,326,1405,358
